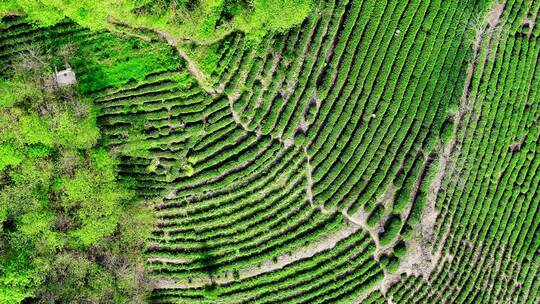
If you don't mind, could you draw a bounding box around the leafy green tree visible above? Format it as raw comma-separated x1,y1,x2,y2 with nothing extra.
237,0,313,37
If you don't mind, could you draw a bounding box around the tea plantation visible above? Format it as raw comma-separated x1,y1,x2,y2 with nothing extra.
0,0,539,303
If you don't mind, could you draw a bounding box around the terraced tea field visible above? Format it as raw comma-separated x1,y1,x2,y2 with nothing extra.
1,0,539,302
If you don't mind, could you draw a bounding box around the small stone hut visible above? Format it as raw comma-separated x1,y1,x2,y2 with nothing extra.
53,65,77,87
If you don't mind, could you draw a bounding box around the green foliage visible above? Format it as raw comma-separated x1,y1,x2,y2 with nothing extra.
3,0,109,29
0,78,40,109
385,255,400,273
237,0,313,38
50,107,99,149
71,34,182,93
0,143,23,171
0,252,44,304
0,2,18,18
113,118,154,158
379,216,402,247
1,1,65,27
3,0,536,302
393,241,407,258
184,43,223,76
0,70,152,303
439,117,455,144
3,0,313,43
366,204,385,228
1,72,93,150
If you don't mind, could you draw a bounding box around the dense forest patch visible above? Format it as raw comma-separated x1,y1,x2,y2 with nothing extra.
0,44,153,303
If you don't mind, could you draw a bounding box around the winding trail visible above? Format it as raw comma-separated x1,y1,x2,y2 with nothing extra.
155,30,222,95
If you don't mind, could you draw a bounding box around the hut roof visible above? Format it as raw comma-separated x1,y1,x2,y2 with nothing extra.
54,67,76,87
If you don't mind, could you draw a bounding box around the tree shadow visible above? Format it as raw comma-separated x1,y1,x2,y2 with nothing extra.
198,241,220,300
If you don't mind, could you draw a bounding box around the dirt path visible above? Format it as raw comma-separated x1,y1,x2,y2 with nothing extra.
155,29,260,141
154,30,222,95
107,19,226,93
416,0,506,275
152,224,361,289
343,182,396,255
147,256,186,264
